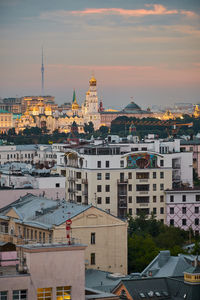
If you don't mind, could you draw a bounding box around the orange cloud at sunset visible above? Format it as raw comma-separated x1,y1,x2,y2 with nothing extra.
70,5,195,18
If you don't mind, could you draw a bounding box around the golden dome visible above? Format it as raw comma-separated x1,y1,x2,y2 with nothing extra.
45,105,52,111
86,90,90,95
33,105,39,112
89,76,97,85
72,103,79,110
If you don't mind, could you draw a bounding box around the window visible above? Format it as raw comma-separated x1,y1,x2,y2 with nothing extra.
56,286,71,300
91,232,95,244
128,172,132,179
136,184,149,191
160,184,164,191
31,229,33,240
13,290,27,300
160,195,164,202
182,219,187,226
195,218,199,225
97,185,101,192
170,195,174,202
136,196,149,203
77,195,82,203
170,219,174,226
105,185,110,192
97,197,102,204
91,253,95,265
170,207,174,214
106,197,110,204
153,196,157,203
160,160,164,167
43,232,45,243
0,291,7,300
97,173,102,180
97,161,101,168
55,183,60,188
0,221,8,234
182,207,186,214
76,184,81,191
120,160,124,168
39,232,42,243
195,207,199,214
153,184,156,191
136,208,149,215
128,196,132,203
153,172,156,179
35,230,37,241
105,173,110,180
153,208,157,215
182,195,186,202
136,172,149,179
160,172,164,179
196,195,200,202
37,288,52,300
129,208,132,215
160,207,164,214
105,161,109,168
76,172,81,179
128,184,132,191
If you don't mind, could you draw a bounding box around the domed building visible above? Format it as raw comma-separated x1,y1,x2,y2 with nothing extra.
100,100,153,127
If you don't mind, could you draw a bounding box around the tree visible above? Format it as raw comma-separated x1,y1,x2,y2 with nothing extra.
128,234,159,272
8,128,16,135
84,122,94,134
98,125,109,136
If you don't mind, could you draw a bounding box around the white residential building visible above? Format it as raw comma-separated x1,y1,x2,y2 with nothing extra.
65,139,193,221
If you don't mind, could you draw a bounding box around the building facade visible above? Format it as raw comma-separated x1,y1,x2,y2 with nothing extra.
165,188,200,235
0,243,86,300
0,194,127,274
65,139,193,221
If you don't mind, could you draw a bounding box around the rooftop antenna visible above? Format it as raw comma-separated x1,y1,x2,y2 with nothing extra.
41,46,44,95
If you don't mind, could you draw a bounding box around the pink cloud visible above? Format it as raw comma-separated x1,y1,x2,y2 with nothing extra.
70,5,195,17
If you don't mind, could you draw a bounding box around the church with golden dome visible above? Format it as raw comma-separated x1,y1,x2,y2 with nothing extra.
15,76,101,133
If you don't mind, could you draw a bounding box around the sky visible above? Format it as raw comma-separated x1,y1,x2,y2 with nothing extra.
0,0,200,109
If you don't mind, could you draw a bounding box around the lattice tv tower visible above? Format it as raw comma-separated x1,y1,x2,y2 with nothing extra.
41,47,44,95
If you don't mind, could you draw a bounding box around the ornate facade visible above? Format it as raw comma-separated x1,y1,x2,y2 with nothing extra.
15,76,101,133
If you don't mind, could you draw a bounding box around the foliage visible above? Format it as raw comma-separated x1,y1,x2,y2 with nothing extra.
84,122,94,134
128,215,189,273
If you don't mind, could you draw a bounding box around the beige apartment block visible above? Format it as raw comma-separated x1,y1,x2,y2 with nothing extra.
53,206,128,274
0,194,127,274
65,146,177,222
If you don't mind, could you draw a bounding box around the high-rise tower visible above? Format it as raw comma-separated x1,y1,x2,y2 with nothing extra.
41,47,44,95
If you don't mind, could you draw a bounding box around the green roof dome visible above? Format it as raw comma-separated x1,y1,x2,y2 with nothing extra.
123,101,141,111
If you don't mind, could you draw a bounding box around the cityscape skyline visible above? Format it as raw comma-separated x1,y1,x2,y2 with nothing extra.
0,0,200,108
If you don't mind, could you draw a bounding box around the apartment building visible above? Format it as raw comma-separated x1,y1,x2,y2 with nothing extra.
0,194,127,274
0,145,37,165
165,188,200,235
180,139,200,178
65,139,193,221
0,243,86,300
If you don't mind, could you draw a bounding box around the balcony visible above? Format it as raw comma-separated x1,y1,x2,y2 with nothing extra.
172,175,181,181
68,177,76,182
172,163,181,169
68,188,76,193
139,203,149,207
82,178,88,184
